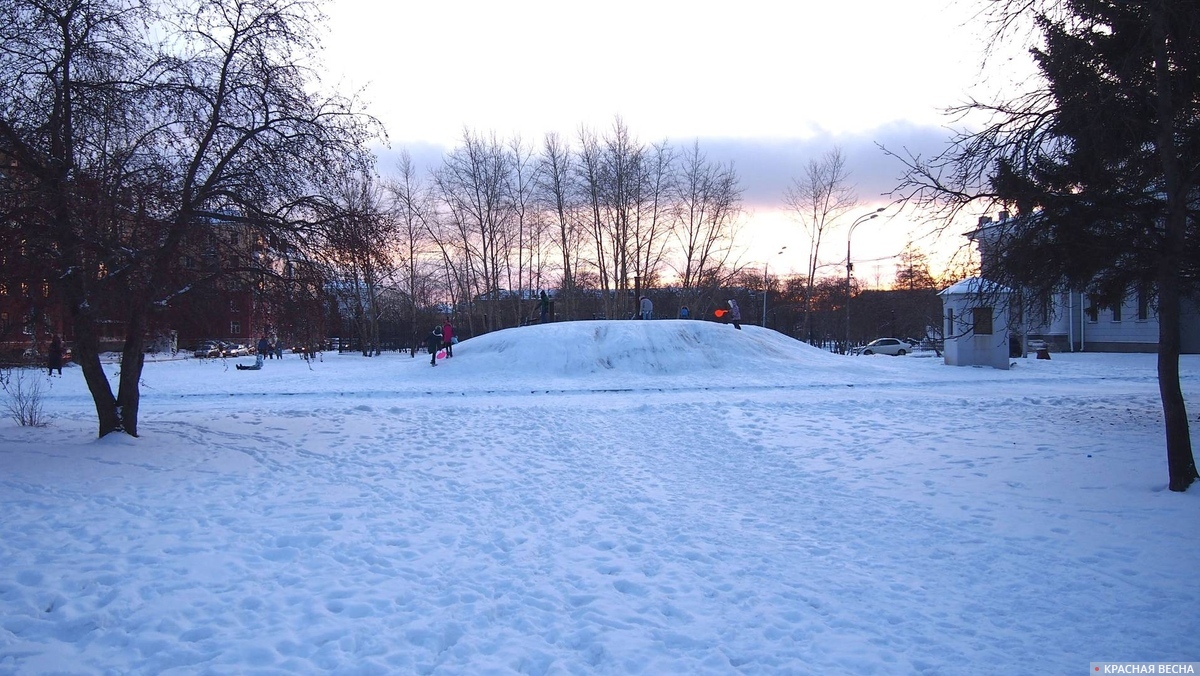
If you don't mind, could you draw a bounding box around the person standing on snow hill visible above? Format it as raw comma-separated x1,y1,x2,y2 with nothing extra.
441,318,454,358
426,327,443,367
640,296,653,320
728,299,742,330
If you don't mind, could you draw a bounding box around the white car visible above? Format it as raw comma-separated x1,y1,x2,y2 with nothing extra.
856,338,913,356
222,343,251,357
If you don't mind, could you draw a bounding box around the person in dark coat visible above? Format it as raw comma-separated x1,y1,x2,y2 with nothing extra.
256,336,271,367
426,327,443,366
539,290,550,323
47,334,64,376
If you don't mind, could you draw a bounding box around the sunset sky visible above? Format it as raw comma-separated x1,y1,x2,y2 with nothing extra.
320,0,1035,283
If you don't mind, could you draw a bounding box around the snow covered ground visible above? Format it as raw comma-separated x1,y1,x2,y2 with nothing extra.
2,320,1198,674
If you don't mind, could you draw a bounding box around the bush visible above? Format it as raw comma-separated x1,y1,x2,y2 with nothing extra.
1,368,50,427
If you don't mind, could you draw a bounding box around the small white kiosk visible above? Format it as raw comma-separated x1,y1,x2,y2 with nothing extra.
940,277,1013,370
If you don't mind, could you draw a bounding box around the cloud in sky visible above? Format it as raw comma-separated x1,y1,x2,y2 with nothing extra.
322,0,997,146
327,0,1026,280
373,123,956,211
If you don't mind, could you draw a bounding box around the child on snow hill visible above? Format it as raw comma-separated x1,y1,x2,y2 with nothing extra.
728,299,742,330
441,318,454,358
426,327,443,366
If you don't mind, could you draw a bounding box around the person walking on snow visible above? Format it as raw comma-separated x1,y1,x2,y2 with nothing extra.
426,327,443,366
441,318,454,358
639,296,653,320
728,299,742,330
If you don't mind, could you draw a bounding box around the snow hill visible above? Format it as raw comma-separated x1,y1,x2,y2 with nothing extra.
456,319,870,384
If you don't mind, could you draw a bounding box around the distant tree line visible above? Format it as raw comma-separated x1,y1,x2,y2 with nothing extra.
329,120,746,353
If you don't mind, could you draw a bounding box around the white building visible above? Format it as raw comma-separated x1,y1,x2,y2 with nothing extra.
939,277,1013,370
967,214,1200,354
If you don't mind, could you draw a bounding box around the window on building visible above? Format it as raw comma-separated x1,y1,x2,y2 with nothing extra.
1111,300,1121,322
0,283,7,296
1137,287,1150,321
946,308,954,337
231,320,241,335
972,307,993,335
20,282,29,296
230,299,238,312
1085,295,1099,323
42,282,50,297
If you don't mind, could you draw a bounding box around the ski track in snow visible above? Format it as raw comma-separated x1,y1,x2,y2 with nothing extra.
2,325,1199,674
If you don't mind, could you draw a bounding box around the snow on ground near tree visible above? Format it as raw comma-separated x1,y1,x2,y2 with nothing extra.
2,320,1198,674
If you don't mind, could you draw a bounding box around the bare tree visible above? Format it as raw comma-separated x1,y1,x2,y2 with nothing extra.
386,150,438,350
628,140,675,294
574,118,673,318
673,140,743,309
503,136,543,324
537,132,583,318
0,0,377,436
784,147,859,342
575,126,613,315
321,166,395,356
434,129,513,331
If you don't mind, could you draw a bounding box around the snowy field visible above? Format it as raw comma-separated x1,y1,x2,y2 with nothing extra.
2,320,1198,675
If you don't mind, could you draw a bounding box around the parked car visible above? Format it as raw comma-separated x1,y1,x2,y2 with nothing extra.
193,341,222,358
855,338,914,356
222,342,251,357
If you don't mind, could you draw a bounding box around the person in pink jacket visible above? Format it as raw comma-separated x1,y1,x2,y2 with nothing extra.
441,318,455,358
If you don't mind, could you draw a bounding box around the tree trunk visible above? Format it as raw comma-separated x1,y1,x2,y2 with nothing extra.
70,288,149,438
116,315,147,438
1156,269,1196,492
1151,2,1197,492
71,310,122,438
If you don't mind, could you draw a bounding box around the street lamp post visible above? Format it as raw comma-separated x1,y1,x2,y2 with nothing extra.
763,247,786,328
845,208,886,353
